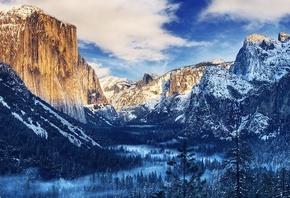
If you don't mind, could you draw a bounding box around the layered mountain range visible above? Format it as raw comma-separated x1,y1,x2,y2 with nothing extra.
1,5,290,145
105,32,290,140
100,59,232,111
0,5,107,123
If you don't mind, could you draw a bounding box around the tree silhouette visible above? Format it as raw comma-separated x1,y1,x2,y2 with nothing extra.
222,103,252,197
165,138,206,198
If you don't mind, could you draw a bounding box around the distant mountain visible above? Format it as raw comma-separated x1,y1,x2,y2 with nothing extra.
116,33,290,140
116,60,233,124
101,61,232,112
0,5,107,123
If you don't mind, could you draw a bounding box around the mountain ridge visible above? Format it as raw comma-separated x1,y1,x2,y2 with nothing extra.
113,32,290,141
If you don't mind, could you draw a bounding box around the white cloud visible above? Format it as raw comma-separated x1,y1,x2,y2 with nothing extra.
0,0,207,62
87,60,111,78
200,0,290,24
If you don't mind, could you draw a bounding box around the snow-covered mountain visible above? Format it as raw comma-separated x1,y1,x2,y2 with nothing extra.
116,60,233,124
231,33,290,82
101,61,232,112
117,33,290,140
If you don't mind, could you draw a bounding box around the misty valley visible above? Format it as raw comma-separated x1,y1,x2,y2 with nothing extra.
2,124,290,197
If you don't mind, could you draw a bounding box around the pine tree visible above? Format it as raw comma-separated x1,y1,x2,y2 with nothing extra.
165,138,206,198
275,167,290,198
222,103,252,197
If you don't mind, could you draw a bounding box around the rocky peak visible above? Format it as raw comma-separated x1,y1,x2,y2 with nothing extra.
245,34,272,44
0,5,107,123
4,5,44,19
230,33,290,82
137,73,157,87
278,32,290,43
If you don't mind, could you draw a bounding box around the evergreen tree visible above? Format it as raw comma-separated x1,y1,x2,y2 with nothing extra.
165,138,206,198
275,167,290,198
222,103,252,197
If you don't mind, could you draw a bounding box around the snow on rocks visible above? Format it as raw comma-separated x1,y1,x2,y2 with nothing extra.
231,33,290,83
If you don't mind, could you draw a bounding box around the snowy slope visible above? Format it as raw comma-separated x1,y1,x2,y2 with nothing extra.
0,63,100,148
183,33,290,139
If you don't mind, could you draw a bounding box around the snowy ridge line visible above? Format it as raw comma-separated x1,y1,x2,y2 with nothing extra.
35,99,101,148
40,116,82,147
11,112,48,139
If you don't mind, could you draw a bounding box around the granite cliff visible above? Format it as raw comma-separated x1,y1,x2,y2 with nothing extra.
0,5,107,123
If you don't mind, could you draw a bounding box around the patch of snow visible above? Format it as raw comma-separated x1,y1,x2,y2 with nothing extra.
35,100,101,147
11,112,48,139
204,66,253,100
99,75,135,99
208,58,225,64
0,96,10,109
175,114,185,122
261,133,277,141
6,5,44,20
247,112,270,136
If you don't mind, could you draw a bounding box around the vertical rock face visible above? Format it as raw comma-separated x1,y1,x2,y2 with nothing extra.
0,5,107,122
230,33,290,82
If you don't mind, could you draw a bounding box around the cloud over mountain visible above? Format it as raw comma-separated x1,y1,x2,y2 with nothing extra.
0,0,208,62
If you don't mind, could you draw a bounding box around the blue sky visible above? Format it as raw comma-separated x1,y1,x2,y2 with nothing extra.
1,0,290,80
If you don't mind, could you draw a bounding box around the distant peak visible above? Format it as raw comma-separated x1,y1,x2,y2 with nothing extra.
245,34,271,44
6,5,44,19
278,32,290,43
208,59,225,64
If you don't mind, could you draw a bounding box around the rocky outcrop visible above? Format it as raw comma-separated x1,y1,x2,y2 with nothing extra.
278,32,290,43
230,33,290,82
136,73,156,87
0,5,107,123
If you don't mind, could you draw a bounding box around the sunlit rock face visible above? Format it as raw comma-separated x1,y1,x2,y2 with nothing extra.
0,5,107,122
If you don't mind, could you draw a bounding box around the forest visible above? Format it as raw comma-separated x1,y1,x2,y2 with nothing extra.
2,121,290,197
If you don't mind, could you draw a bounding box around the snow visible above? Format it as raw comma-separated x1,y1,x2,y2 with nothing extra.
232,33,290,82
175,114,185,122
35,99,101,147
208,58,226,64
3,5,43,20
11,112,48,139
203,66,253,100
0,96,10,109
99,75,135,99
